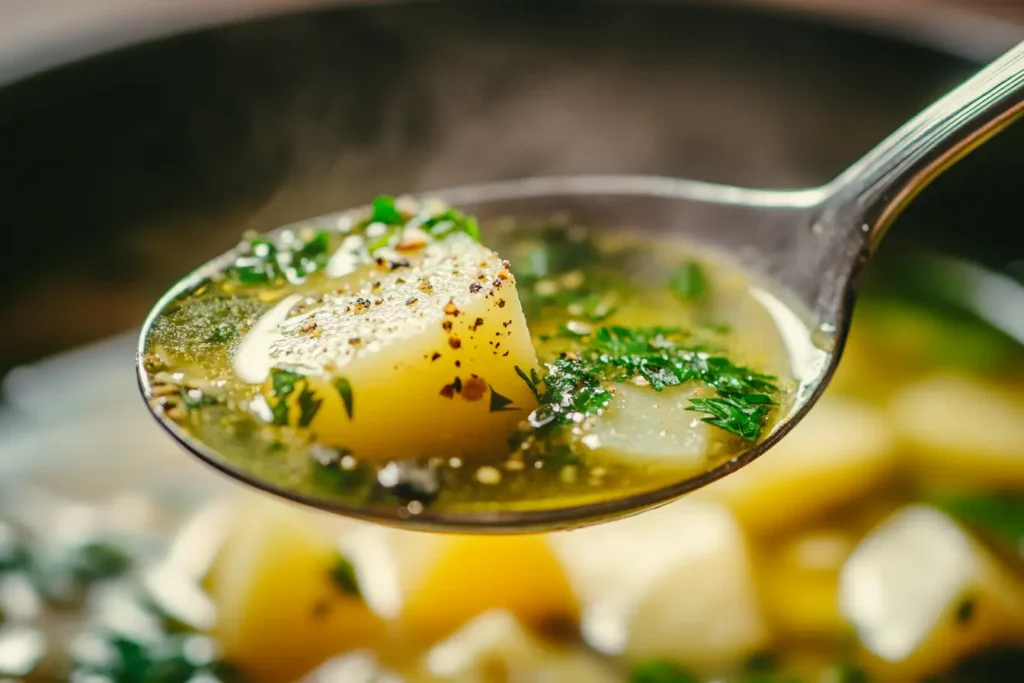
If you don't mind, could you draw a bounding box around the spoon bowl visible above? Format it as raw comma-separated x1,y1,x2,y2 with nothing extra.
138,42,1024,532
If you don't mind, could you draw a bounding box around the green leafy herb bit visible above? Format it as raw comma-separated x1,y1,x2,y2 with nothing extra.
269,369,303,426
630,660,699,683
514,365,542,401
335,378,354,419
228,230,332,287
489,386,517,412
931,493,1024,548
297,387,323,428
669,261,708,300
370,195,406,225
329,554,362,598
530,326,777,440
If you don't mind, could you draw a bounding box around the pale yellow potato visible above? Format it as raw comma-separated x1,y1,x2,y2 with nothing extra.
419,610,618,683
388,531,579,646
260,233,539,461
206,496,388,682
889,373,1024,488
589,382,715,472
839,505,1024,682
550,500,769,670
757,529,857,639
699,395,895,536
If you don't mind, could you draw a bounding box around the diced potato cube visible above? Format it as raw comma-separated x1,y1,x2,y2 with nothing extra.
258,233,539,461
758,529,856,639
207,496,387,682
699,396,894,535
839,505,1024,681
392,532,579,645
589,383,714,471
420,610,619,683
889,374,1024,488
550,500,769,671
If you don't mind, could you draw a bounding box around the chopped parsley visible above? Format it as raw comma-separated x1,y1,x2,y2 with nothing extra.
530,326,778,441
334,378,354,419
269,369,303,426
228,230,331,286
363,195,481,252
328,554,362,598
931,493,1024,549
297,387,322,428
630,661,698,683
670,261,708,300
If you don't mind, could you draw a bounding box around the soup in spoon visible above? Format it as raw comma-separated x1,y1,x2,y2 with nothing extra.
140,195,813,523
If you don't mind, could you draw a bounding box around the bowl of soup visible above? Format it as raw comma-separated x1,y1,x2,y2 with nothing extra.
0,1,1022,681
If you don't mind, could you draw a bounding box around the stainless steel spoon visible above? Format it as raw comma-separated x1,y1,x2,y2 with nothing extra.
137,41,1024,532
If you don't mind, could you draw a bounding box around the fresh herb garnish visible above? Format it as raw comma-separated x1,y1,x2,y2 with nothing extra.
630,660,699,683
489,386,517,412
227,230,332,287
530,326,777,440
297,387,322,428
362,195,481,252
334,378,354,419
269,369,303,426
931,493,1024,548
670,261,708,300
328,554,362,598
514,365,542,401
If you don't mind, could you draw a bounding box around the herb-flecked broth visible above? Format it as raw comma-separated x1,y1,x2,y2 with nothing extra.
141,197,805,519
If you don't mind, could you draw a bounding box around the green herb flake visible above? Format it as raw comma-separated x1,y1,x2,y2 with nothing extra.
630,660,699,683
269,369,303,426
334,378,354,419
329,554,362,598
297,387,323,428
669,261,708,300
529,326,777,440
931,493,1024,548
370,195,405,225
489,386,517,412
514,365,542,401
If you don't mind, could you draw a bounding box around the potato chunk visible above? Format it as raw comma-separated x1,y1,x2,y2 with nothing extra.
550,500,768,671
890,374,1024,488
420,610,618,683
393,533,579,645
699,396,894,535
206,497,387,682
839,505,1024,681
257,234,539,461
590,383,714,470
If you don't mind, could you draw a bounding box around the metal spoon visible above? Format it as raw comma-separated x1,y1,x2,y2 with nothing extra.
138,41,1024,532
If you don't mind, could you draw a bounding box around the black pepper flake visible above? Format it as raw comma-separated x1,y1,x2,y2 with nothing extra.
389,258,411,270
431,352,441,361
471,317,484,331
374,299,384,306
355,297,371,308
502,321,510,328
497,299,506,308
493,279,503,288
440,376,464,399
455,360,462,368
469,282,483,293
406,297,418,306
442,321,453,332
372,281,382,291
448,336,462,349
502,351,509,357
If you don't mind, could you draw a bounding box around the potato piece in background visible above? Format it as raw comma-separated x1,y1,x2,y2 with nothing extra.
418,610,618,683
550,500,769,672
757,529,856,640
890,374,1024,489
393,533,579,647
699,396,895,536
206,496,388,682
839,505,1024,682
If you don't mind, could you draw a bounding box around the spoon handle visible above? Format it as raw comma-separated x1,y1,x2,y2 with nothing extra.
827,40,1024,248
